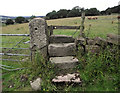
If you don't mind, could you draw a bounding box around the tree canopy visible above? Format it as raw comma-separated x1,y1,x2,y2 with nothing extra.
5,19,14,25
45,5,119,20
15,16,25,23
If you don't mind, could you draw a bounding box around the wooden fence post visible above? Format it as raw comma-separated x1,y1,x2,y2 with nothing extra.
50,25,53,36
79,12,85,38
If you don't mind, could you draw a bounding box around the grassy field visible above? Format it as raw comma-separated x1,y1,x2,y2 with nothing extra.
1,14,119,91
2,14,118,38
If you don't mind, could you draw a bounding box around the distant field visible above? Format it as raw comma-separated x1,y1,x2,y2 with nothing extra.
47,15,118,38
2,14,118,39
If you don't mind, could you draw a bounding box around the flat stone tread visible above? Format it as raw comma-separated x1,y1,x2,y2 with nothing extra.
50,56,78,64
49,35,75,43
52,73,81,83
49,43,75,47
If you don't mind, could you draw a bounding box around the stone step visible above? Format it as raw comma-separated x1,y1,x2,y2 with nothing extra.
48,43,76,57
50,56,79,69
52,73,81,84
49,35,75,43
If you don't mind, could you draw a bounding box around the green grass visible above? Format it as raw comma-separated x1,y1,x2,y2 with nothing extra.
76,45,120,91
47,15,118,39
2,15,118,38
1,14,119,91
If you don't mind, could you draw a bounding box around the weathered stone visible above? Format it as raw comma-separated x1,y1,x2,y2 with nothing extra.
52,73,81,84
87,39,95,45
48,43,76,57
76,37,85,45
29,18,48,59
50,35,75,43
86,45,100,53
30,78,42,91
107,33,120,45
50,56,78,69
94,37,107,46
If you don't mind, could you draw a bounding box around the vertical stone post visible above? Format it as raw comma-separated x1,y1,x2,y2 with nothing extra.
29,18,48,61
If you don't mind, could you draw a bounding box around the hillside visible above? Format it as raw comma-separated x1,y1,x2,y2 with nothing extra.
2,14,118,39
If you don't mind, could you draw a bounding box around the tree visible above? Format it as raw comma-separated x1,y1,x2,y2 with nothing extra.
85,8,100,16
67,6,82,17
15,16,25,23
30,15,36,19
5,19,14,25
46,10,58,19
24,19,29,23
57,9,68,18
100,11,106,15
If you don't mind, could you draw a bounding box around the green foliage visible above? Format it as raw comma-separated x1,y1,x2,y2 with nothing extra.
46,6,83,19
101,5,120,15
46,10,58,19
77,45,120,91
46,5,120,20
85,8,100,16
30,15,36,19
15,16,25,24
2,51,57,91
5,19,14,25
57,9,68,18
67,6,82,17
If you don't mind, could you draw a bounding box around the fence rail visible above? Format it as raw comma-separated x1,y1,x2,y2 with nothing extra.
0,59,24,62
0,53,30,56
0,34,29,36
48,25,80,29
1,47,29,50
48,25,80,36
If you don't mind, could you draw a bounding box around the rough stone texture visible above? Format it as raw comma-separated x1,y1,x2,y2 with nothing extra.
30,78,42,91
76,37,85,45
29,18,48,59
107,33,120,45
52,73,81,83
86,45,100,53
48,43,76,57
50,35,75,43
50,56,79,69
87,39,95,45
93,37,107,46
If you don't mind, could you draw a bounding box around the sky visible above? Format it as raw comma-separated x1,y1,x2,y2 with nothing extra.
0,0,120,16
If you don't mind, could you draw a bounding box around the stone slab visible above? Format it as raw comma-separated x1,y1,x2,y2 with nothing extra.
48,43,76,57
49,35,75,43
76,37,86,45
52,73,81,83
50,56,79,69
107,34,120,45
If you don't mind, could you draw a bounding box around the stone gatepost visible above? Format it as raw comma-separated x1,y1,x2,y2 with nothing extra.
29,18,49,61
